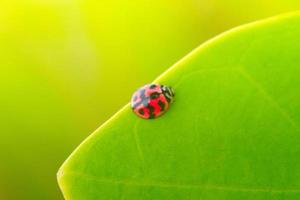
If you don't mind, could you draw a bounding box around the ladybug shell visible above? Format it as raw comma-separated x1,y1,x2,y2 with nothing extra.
131,84,173,119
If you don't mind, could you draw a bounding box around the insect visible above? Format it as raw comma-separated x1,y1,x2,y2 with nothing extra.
131,83,175,119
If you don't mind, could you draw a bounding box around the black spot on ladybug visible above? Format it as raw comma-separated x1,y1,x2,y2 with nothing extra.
150,84,157,89
150,92,160,99
138,108,144,115
148,105,154,113
158,100,165,111
148,105,155,119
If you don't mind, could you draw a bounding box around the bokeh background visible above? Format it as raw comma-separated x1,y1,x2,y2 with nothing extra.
1,0,300,199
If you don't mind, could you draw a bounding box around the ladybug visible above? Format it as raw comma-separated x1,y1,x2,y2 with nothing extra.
131,83,174,119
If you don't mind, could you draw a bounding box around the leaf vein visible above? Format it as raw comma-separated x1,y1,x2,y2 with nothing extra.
62,171,300,194
238,67,300,132
133,120,145,163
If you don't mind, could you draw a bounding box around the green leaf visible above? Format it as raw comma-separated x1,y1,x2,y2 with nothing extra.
58,12,300,199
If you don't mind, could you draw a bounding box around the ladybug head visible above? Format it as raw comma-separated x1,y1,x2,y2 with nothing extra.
161,85,175,103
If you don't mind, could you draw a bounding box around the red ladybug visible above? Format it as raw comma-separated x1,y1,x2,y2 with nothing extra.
131,84,174,119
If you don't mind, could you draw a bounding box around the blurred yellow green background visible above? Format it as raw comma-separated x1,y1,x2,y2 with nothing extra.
1,0,300,199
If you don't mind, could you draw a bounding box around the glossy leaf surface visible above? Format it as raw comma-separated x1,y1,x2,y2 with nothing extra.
58,13,300,199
